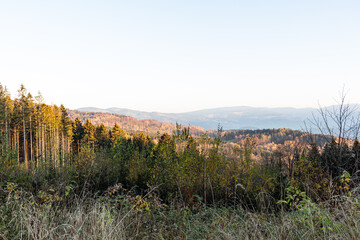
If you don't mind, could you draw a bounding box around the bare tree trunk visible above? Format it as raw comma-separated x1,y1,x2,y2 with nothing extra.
62,132,65,166
204,142,207,206
17,129,20,165
50,125,53,168
55,128,59,168
41,124,44,164
50,124,53,167
37,121,40,167
30,115,33,168
56,129,61,167
67,138,71,164
5,105,8,147
37,123,40,167
43,125,46,163
11,129,14,151
23,110,27,169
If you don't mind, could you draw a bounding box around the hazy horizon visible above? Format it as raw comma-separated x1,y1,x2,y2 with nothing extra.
76,104,321,114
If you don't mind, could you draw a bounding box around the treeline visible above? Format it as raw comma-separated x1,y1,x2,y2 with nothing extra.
223,128,330,148
68,110,205,137
0,84,73,169
0,84,128,169
1,83,360,210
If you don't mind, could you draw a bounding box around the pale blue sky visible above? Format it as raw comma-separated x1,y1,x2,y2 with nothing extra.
1,1,359,113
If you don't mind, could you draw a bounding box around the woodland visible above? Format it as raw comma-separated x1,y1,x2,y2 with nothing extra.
1,83,360,239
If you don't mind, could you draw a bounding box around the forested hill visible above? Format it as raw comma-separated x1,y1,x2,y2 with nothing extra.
69,109,330,149
68,110,206,136
222,128,331,152
77,106,316,130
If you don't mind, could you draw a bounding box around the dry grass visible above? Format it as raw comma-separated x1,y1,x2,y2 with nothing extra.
1,185,360,240
1,194,126,239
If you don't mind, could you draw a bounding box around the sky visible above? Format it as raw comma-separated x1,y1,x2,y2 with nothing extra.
1,1,360,113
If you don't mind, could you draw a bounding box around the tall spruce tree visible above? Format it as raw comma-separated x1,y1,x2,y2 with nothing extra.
110,123,125,143
60,105,73,162
95,123,110,150
72,118,84,153
83,120,95,148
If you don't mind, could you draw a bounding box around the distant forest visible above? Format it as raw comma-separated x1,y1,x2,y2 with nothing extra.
68,110,205,137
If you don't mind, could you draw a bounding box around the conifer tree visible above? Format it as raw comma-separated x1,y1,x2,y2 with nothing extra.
35,93,44,164
0,84,12,145
83,120,96,148
152,133,178,194
95,123,110,150
308,141,320,163
353,139,360,173
72,118,84,153
60,104,73,162
19,85,27,167
110,123,125,143
321,137,352,177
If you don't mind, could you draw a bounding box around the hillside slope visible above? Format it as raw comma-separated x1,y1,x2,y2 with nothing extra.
77,106,316,130
68,110,205,136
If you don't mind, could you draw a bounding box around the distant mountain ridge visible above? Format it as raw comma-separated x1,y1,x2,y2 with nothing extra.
76,106,319,130
68,110,206,136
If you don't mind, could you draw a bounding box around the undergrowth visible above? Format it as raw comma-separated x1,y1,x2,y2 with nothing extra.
1,181,360,240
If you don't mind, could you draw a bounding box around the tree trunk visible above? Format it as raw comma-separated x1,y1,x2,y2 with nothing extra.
23,110,27,169
5,105,8,147
43,125,46,163
30,115,33,168
17,129,20,165
62,132,65,166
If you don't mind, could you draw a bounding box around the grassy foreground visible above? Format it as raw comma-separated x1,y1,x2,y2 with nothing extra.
1,182,360,240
